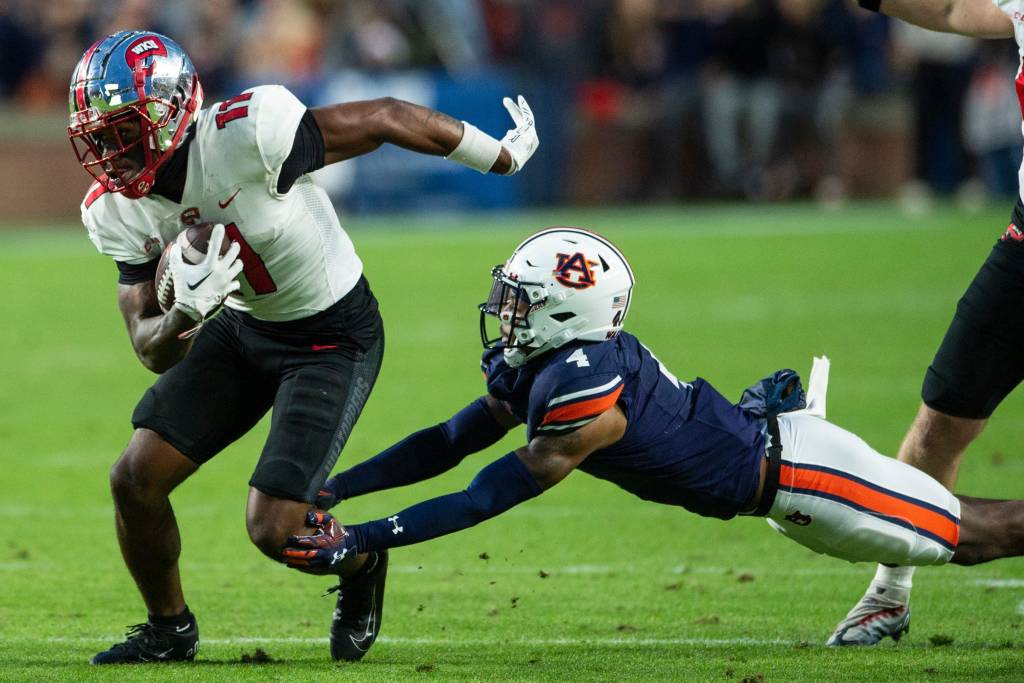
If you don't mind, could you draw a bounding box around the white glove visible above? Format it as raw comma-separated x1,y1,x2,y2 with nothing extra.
499,95,538,175
169,223,243,323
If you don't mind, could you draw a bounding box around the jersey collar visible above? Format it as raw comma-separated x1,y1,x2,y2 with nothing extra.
151,123,196,203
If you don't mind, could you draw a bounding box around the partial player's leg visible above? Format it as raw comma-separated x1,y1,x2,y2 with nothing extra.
896,404,985,490
110,429,197,616
764,414,962,646
246,279,386,661
766,413,960,568
93,312,276,664
245,487,367,575
246,486,388,662
826,404,986,646
830,220,1024,645
92,429,200,664
951,496,1024,565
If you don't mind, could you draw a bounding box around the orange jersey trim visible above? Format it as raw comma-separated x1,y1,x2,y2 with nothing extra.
779,463,959,549
541,385,623,425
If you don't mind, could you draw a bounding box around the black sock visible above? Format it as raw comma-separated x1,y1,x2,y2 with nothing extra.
148,606,193,629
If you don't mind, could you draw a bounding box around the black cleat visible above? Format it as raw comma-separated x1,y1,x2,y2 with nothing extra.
329,550,388,661
91,617,199,664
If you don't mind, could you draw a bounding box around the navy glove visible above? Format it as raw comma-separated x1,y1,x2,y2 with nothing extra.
281,511,358,574
314,478,342,510
737,369,806,418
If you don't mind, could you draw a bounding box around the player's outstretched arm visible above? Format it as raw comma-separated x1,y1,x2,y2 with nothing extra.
310,95,538,174
315,395,521,509
283,407,627,569
862,0,1012,38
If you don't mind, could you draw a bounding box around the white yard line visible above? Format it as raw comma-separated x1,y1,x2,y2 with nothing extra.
41,635,790,647
973,579,1024,588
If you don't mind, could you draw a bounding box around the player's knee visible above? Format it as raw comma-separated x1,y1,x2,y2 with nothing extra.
109,453,156,507
246,515,292,560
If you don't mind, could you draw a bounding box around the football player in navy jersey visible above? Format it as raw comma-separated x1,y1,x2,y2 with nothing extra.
70,31,538,664
283,227,1024,642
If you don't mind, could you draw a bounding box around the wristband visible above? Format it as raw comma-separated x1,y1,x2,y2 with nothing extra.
446,122,502,174
857,0,880,11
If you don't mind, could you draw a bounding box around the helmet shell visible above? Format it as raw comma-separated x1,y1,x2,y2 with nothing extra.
68,30,203,198
484,227,635,367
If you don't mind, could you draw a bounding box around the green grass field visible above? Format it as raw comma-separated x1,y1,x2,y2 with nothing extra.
2,203,1024,681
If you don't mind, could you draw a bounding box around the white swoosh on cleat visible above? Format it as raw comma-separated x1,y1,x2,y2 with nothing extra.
347,586,377,651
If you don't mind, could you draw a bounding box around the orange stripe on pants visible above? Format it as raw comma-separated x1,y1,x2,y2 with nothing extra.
779,463,959,549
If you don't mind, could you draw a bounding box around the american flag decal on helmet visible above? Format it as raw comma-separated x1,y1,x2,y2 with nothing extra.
612,295,627,309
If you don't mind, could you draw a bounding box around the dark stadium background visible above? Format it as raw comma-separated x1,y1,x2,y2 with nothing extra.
1,0,1020,220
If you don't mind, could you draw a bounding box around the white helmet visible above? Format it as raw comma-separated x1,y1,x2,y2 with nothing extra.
480,227,635,367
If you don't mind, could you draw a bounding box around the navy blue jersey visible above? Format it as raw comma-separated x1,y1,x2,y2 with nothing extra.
482,332,765,519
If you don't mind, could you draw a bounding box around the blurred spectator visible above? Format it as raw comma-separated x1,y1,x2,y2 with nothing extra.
702,0,856,201
322,1,417,73
0,1,43,100
891,21,979,196
702,0,780,198
0,0,1017,207
161,0,246,99
14,0,95,110
418,0,489,74
963,42,1022,199
765,0,856,199
599,0,713,200
236,0,327,87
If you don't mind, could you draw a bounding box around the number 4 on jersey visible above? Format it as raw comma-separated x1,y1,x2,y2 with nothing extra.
566,348,590,368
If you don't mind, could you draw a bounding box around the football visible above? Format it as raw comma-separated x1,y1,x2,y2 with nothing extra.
155,222,230,313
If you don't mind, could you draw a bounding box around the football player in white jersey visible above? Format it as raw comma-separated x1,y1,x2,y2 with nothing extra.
69,30,538,664
830,0,1020,647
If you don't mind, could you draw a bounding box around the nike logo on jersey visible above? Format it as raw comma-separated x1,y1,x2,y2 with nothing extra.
218,188,241,209
187,273,212,290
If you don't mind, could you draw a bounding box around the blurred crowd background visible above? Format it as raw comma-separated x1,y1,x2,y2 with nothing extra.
2,0,1022,217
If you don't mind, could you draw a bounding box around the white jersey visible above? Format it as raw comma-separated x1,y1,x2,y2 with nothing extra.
80,85,362,322
994,0,1024,202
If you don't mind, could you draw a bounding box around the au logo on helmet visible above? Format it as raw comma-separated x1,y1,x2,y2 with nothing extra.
125,36,167,68
554,252,599,289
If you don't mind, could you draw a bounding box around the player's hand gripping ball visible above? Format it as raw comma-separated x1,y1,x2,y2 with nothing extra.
155,222,232,313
